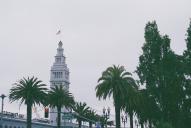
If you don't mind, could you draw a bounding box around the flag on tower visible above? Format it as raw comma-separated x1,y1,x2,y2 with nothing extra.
56,30,61,35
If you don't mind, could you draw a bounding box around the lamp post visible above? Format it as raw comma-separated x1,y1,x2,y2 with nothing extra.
103,107,110,128
121,114,127,128
0,94,6,126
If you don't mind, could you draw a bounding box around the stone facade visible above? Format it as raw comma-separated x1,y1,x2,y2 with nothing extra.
0,114,88,128
0,115,52,128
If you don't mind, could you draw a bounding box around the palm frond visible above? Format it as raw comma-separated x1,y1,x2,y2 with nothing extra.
9,77,47,105
48,85,74,109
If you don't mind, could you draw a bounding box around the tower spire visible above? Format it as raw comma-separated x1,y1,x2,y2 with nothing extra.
58,40,63,48
56,41,64,56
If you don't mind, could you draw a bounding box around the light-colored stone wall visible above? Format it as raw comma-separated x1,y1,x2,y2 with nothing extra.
0,117,90,128
0,117,52,128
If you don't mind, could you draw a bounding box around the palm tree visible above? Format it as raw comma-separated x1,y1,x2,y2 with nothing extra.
95,65,137,128
9,77,47,128
123,85,138,128
48,85,74,128
72,102,90,128
98,115,107,128
85,109,97,128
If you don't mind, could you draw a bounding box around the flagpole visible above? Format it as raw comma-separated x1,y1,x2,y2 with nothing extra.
56,30,62,42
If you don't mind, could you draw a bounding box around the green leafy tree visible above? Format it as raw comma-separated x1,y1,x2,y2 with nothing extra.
182,20,191,127
9,77,47,128
136,22,168,127
155,121,173,128
72,102,90,128
95,65,137,128
48,85,74,128
137,21,185,128
184,20,191,64
136,89,160,128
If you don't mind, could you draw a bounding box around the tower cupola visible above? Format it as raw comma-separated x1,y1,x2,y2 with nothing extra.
56,41,64,56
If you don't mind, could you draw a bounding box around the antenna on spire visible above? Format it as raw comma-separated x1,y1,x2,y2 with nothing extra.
56,29,63,44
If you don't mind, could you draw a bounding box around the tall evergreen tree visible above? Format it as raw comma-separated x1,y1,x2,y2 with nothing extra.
136,21,164,126
184,20,191,61
137,21,185,128
136,89,159,128
182,20,191,127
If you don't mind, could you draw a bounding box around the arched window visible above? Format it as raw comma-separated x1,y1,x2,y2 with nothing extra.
4,125,8,128
13,126,16,128
9,126,12,128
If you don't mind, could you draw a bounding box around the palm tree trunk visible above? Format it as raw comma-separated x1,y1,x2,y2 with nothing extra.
27,104,32,128
115,104,121,128
141,122,144,128
78,120,82,128
89,122,92,128
101,123,104,128
130,112,133,128
149,120,152,128
57,107,61,128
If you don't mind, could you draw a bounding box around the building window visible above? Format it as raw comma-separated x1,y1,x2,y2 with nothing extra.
60,72,63,78
4,125,8,128
53,72,63,78
53,72,56,78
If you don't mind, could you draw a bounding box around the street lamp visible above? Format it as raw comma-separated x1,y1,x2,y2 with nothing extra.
135,119,138,128
103,107,110,128
121,114,127,128
0,94,6,114
0,94,6,126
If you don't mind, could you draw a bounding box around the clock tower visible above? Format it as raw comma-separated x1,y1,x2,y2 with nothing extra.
49,41,70,126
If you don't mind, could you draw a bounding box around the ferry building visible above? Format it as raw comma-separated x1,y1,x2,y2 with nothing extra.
0,41,88,128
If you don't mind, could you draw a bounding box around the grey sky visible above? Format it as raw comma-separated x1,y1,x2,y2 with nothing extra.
0,0,190,120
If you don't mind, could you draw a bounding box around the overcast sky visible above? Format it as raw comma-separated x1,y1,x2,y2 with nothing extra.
0,0,190,121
